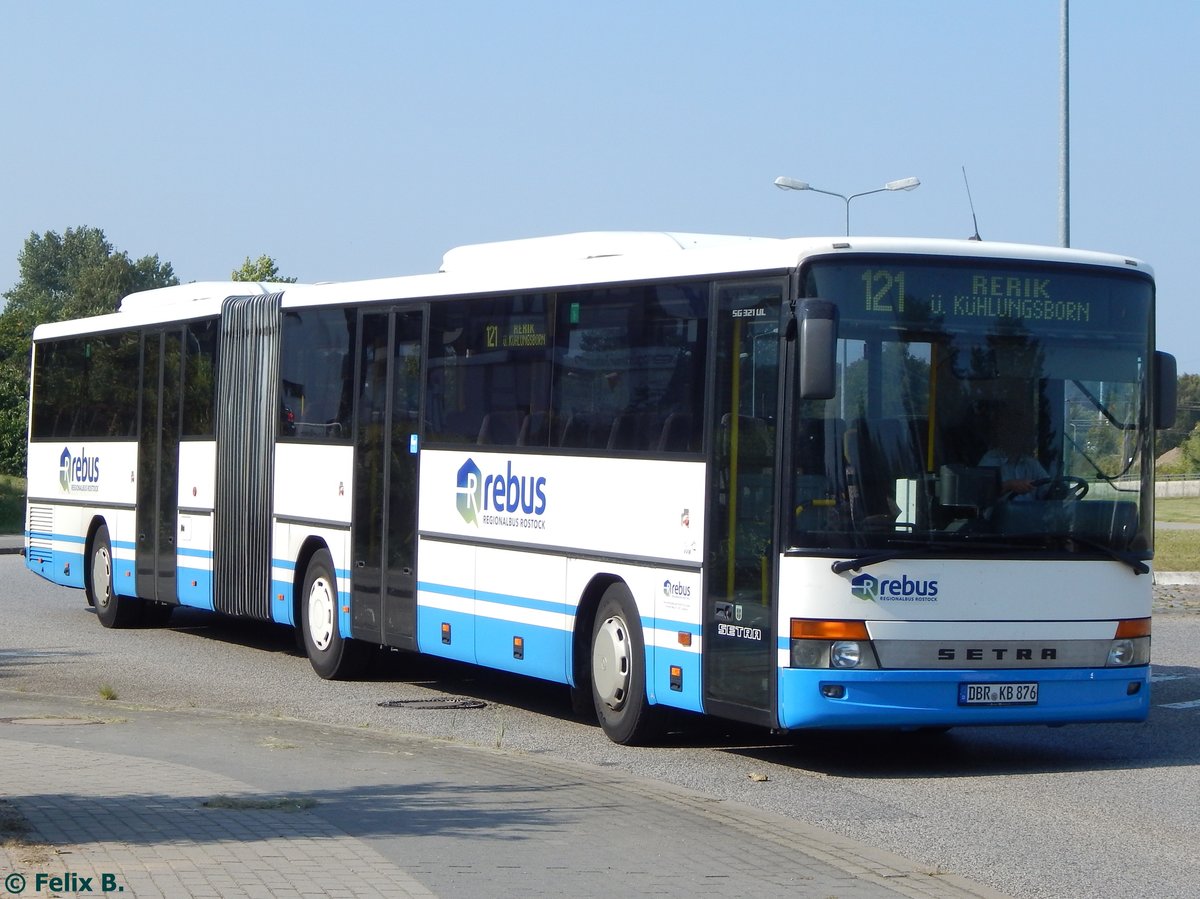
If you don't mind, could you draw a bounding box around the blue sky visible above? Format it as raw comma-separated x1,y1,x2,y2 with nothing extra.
4,2,1198,370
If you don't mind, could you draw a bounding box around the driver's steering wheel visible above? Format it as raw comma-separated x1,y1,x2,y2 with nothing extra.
1031,475,1088,501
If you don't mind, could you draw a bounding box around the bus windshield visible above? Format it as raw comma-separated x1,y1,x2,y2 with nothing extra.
789,256,1155,562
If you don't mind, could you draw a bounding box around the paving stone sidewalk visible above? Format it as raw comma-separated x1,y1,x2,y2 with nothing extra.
0,735,435,898
0,694,1009,899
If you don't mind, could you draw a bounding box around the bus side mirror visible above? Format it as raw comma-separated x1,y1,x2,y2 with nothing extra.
796,299,838,400
1154,351,1177,430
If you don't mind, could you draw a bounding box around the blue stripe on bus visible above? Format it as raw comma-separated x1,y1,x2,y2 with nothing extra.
25,529,69,543
269,578,294,625
417,606,476,664
646,616,700,636
177,566,214,611
650,644,703,712
26,547,85,589
475,614,569,683
414,582,702,709
417,581,473,600
418,580,578,618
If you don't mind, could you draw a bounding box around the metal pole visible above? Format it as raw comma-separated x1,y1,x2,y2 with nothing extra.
1059,0,1070,247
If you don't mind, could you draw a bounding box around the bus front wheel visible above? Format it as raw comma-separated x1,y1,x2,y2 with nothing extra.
301,549,371,680
590,584,661,745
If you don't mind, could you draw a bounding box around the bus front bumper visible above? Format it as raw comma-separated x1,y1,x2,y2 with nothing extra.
777,665,1150,729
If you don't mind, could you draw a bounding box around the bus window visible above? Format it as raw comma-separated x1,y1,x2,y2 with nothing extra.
279,307,356,441
426,295,551,447
182,319,219,438
551,282,708,453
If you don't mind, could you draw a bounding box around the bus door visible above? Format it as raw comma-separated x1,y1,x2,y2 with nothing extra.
136,329,181,603
352,307,425,650
703,282,784,726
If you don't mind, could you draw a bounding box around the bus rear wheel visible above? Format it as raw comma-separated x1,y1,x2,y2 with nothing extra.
590,584,661,745
89,525,138,628
301,549,371,680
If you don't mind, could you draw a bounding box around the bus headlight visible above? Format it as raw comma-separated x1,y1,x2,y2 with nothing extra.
830,641,863,669
789,620,879,669
1106,636,1150,667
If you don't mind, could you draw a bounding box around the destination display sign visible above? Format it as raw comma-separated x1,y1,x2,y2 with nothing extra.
805,258,1152,334
484,315,548,350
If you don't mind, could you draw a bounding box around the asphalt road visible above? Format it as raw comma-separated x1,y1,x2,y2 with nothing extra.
4,556,1200,898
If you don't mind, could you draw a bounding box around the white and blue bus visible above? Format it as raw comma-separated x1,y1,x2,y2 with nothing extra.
25,232,1176,743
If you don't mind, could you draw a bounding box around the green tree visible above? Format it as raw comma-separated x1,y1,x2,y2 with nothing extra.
0,227,177,474
231,254,297,283
1159,372,1200,458
1176,424,1200,472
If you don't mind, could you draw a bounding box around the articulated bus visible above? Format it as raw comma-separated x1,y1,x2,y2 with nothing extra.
25,232,1177,743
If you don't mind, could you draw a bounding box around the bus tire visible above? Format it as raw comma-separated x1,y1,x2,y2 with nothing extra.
301,548,370,680
590,584,660,745
90,525,138,628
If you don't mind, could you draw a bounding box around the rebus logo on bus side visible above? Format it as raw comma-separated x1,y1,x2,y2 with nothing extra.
455,457,548,526
59,446,101,493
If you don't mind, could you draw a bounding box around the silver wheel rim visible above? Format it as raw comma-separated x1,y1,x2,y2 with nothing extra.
93,544,112,609
307,575,336,652
592,614,631,711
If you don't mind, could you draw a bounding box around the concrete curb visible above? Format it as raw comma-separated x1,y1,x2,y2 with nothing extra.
1153,571,1200,586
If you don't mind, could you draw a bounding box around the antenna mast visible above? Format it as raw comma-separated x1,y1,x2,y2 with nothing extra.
962,167,982,241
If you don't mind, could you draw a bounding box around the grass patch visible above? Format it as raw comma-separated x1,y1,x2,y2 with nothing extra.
0,474,24,536
98,684,119,701
1155,529,1200,571
1156,495,1200,524
1154,496,1200,571
202,795,316,812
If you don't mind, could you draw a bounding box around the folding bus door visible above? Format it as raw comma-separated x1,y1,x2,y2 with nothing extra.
703,282,784,726
136,329,182,604
352,307,425,650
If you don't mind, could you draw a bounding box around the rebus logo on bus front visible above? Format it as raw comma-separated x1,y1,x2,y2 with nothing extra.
59,446,101,493
850,572,938,603
455,457,548,527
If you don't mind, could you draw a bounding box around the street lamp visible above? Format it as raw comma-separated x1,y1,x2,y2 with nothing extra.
773,175,921,235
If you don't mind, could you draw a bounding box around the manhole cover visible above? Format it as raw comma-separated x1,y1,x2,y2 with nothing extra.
0,717,104,727
377,697,487,711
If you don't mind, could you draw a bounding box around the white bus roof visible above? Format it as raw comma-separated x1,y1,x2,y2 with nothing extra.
32,233,1152,340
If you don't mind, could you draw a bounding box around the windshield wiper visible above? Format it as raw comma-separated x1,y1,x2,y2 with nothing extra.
989,532,1149,575
1064,535,1148,575
829,540,981,573
831,551,913,574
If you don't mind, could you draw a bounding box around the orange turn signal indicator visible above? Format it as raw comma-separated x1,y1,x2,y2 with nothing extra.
1115,618,1151,639
791,619,870,640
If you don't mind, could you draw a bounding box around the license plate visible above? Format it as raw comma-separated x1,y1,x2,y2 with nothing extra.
958,682,1039,706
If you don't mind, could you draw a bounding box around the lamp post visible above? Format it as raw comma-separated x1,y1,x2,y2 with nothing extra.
773,175,920,235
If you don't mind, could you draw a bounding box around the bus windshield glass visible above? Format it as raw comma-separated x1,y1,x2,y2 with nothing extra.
790,256,1155,560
